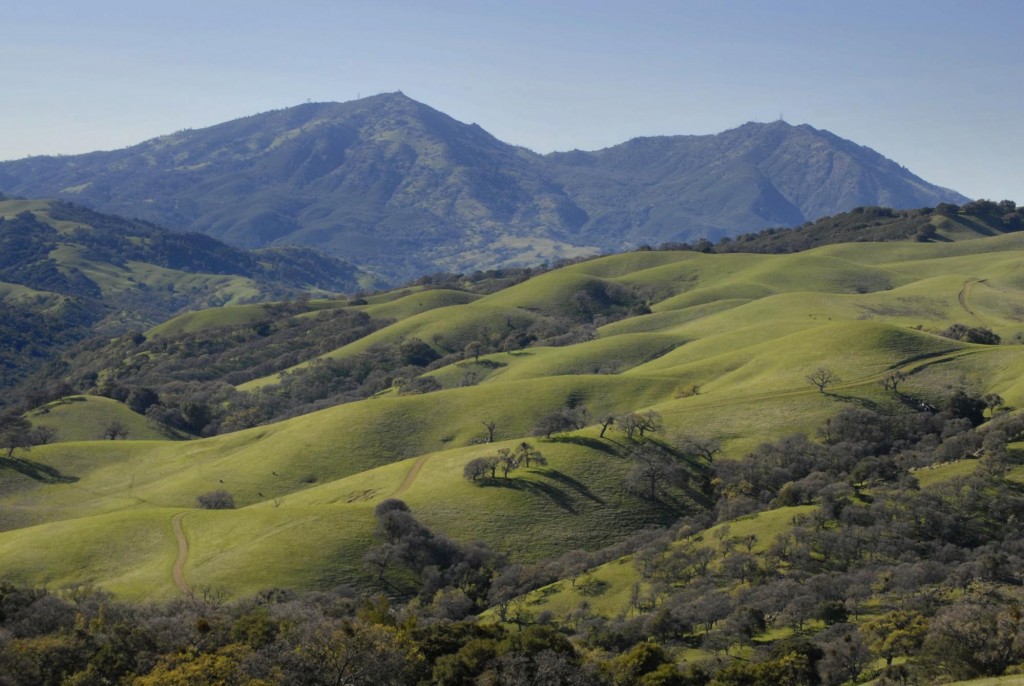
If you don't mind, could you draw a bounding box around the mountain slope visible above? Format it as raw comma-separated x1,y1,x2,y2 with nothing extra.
545,120,969,244
0,198,370,392
0,94,593,280
0,94,967,280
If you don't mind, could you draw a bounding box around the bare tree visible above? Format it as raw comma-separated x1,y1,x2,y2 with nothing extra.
617,413,644,440
531,406,587,439
497,448,518,478
624,443,684,500
481,420,496,443
463,457,493,481
514,442,546,468
678,434,722,462
807,367,841,393
880,369,907,394
28,426,58,446
637,410,663,437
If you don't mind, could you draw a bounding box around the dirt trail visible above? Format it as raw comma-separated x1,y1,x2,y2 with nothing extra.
171,512,192,596
958,279,986,325
391,454,430,498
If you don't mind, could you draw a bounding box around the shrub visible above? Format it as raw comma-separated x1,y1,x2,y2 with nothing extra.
196,489,235,509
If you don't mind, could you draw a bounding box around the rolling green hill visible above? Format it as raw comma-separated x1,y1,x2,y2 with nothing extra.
2,228,1024,610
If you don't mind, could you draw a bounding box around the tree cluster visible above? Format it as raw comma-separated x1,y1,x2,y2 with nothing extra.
464,443,548,482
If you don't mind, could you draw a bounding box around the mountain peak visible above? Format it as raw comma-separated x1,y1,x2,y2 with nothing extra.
0,97,969,281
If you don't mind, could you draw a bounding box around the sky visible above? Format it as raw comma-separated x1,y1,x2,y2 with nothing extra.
2,0,1021,201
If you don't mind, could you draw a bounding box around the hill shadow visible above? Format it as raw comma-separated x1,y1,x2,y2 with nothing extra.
477,477,577,513
0,456,79,484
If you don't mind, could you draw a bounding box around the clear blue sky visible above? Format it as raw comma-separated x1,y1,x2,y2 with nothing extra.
2,0,1021,201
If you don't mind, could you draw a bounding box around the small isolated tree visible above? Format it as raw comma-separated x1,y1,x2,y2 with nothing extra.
104,419,129,440
196,489,235,509
481,420,497,443
0,415,32,457
807,367,841,393
598,414,615,438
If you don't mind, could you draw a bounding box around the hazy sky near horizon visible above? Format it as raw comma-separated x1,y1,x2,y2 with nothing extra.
2,1,1021,201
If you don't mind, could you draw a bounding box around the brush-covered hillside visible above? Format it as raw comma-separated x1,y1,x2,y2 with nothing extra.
0,93,967,280
0,197,372,392
3,223,1024,610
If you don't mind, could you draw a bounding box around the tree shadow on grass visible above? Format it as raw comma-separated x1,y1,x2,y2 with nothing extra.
824,392,882,412
547,435,622,457
0,457,78,484
536,469,605,504
461,359,507,369
478,477,577,514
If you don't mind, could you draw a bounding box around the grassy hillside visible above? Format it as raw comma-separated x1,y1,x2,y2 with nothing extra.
0,198,375,395
2,231,1024,603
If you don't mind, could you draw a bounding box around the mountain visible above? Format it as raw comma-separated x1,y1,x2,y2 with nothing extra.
0,93,968,281
543,120,970,245
0,197,371,392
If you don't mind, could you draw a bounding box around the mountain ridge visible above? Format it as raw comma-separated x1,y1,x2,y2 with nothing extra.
0,92,968,280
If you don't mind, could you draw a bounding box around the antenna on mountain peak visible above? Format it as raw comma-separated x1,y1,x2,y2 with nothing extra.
779,112,784,122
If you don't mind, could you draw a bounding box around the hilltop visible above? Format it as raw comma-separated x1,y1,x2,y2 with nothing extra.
0,93,967,280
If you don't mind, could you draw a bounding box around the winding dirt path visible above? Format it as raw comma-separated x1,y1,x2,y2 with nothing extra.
958,278,987,325
391,454,430,498
171,512,192,596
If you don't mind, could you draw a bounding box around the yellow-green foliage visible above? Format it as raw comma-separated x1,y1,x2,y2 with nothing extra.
5,233,1024,598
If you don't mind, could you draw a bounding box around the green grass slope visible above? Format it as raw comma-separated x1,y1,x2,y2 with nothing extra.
27,395,172,443
3,233,1024,598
